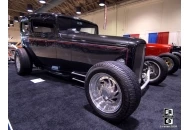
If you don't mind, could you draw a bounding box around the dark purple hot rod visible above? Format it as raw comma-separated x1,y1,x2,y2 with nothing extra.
15,13,150,122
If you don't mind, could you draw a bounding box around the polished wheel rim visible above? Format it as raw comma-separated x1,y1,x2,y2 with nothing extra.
143,61,161,82
89,73,122,113
162,57,174,71
15,55,20,71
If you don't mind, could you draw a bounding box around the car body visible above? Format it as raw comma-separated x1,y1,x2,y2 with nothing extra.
16,13,151,122
145,43,172,56
19,13,148,85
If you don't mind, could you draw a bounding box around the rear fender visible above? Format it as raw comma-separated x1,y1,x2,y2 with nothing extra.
23,47,43,68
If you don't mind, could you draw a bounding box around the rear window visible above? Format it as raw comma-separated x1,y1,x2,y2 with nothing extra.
58,17,98,34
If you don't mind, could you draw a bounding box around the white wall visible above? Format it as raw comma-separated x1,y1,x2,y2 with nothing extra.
80,0,181,37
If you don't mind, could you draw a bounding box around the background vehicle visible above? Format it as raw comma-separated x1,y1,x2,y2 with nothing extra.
8,42,17,61
171,43,181,68
146,44,180,74
172,43,181,53
8,41,22,61
15,13,150,122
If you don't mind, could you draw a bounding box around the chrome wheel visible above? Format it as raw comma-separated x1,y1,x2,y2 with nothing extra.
162,57,174,71
143,61,161,82
89,73,122,114
15,55,21,71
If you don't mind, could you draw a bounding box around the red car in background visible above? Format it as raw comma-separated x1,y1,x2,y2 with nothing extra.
146,44,172,56
123,37,180,85
145,43,180,74
141,43,180,85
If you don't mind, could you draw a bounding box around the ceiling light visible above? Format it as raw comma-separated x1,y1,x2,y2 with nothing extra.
39,0,46,4
19,12,24,17
76,7,81,14
99,0,105,6
14,16,19,22
27,4,33,12
10,20,14,26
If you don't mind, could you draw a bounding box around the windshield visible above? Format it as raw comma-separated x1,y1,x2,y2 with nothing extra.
57,16,98,35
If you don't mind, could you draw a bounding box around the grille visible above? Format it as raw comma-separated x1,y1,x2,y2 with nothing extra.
132,44,145,83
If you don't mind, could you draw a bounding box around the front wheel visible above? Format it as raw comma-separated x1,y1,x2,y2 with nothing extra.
143,56,168,85
85,61,141,122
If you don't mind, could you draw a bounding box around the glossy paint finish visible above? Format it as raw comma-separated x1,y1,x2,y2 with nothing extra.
20,13,146,80
145,44,172,56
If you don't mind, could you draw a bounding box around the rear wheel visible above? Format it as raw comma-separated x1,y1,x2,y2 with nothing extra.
15,48,32,75
143,56,168,85
85,61,141,122
159,53,180,74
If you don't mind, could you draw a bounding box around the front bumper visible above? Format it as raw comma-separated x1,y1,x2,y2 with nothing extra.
140,69,150,96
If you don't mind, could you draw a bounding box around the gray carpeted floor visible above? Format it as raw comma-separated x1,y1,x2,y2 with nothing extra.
8,63,181,130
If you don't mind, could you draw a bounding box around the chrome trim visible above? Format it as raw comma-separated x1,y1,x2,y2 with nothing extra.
133,44,145,84
72,78,85,83
71,72,86,77
140,69,150,90
89,73,122,113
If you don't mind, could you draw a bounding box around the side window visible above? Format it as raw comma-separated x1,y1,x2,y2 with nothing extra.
58,17,97,34
31,19,55,33
21,22,29,33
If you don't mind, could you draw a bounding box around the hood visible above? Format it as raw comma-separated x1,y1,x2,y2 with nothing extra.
59,32,146,47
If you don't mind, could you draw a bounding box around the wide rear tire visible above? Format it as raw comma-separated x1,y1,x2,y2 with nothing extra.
85,61,141,122
15,48,32,75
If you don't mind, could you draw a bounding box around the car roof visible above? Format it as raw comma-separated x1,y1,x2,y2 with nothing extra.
21,13,97,26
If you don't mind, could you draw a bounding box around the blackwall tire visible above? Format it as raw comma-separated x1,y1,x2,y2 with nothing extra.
172,52,181,68
159,53,180,74
85,61,141,122
143,56,168,85
15,48,32,75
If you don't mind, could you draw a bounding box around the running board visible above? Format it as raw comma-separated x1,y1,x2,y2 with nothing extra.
72,78,85,83
71,72,86,77
71,72,86,83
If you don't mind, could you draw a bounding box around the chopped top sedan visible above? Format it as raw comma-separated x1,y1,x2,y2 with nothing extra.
15,13,151,122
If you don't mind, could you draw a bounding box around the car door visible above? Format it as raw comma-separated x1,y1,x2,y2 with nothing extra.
29,17,57,68
55,17,73,72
